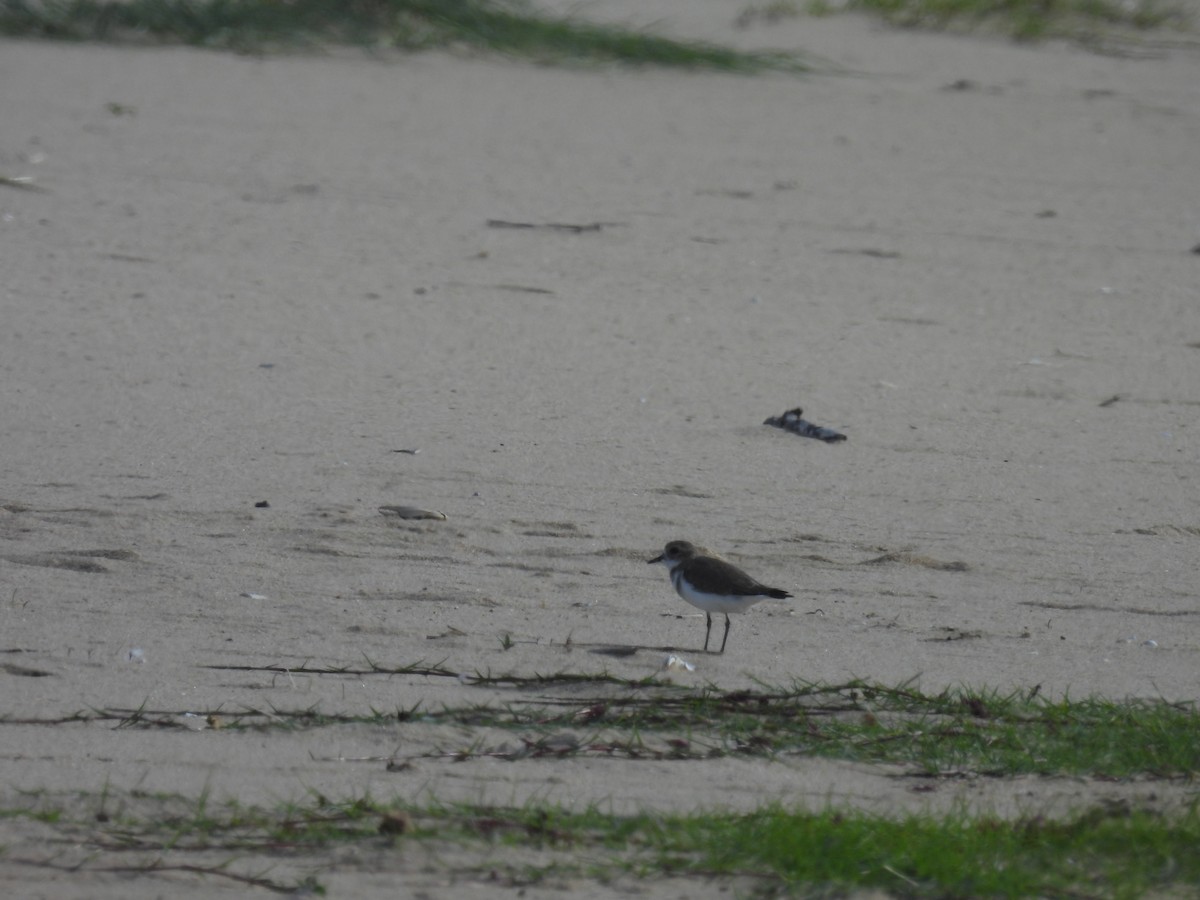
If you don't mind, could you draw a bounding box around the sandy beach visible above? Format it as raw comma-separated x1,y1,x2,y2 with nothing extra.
2,1,1198,894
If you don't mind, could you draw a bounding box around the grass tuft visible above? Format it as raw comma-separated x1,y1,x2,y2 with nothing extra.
669,803,1200,895
807,0,1190,40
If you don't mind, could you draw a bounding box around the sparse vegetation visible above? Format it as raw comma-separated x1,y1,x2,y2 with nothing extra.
0,0,812,70
8,676,1199,776
4,673,1198,893
803,0,1189,40
4,787,1198,896
1,0,1186,71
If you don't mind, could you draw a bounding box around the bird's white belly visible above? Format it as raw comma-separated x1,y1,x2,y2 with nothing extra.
674,578,766,615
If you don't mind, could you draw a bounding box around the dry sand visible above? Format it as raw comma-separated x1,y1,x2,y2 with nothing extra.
1,1,1199,895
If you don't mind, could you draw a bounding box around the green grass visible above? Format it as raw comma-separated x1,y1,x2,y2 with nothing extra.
807,0,1189,40
0,0,1186,73
4,790,1199,896
0,0,1189,73
667,804,1200,896
4,677,1199,894
23,678,1195,778
0,0,812,70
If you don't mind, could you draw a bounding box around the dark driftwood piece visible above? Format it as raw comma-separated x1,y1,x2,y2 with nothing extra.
764,407,846,443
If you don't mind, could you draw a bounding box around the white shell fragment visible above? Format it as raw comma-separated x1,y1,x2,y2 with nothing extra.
240,592,268,600
1119,636,1161,649
379,505,447,521
662,654,696,673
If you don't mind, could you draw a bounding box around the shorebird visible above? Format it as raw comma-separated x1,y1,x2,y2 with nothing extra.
648,540,792,653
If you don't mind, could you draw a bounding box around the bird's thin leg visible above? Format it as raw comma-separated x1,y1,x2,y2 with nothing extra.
719,614,732,654
703,613,712,652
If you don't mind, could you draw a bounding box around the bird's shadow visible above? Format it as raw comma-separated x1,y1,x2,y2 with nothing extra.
584,644,715,658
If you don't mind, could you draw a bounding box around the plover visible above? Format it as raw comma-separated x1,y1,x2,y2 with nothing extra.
648,540,792,653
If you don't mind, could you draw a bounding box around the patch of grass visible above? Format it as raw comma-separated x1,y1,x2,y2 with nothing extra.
4,676,1197,894
662,803,1200,895
805,0,1190,40
0,0,812,70
416,679,1200,779
4,790,1199,896
10,677,1196,778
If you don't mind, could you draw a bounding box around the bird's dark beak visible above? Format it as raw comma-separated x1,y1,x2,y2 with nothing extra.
647,554,664,564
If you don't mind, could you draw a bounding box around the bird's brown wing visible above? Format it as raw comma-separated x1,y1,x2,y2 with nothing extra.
687,556,779,597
